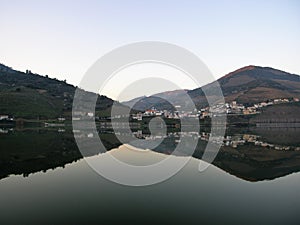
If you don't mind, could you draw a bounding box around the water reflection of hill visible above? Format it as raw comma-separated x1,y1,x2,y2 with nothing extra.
250,127,300,146
0,129,121,180
0,127,299,182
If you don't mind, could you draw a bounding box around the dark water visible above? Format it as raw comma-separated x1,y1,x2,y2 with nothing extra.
0,127,300,225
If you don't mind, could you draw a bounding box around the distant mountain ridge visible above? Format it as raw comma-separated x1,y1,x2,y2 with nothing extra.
123,65,300,111
122,89,188,111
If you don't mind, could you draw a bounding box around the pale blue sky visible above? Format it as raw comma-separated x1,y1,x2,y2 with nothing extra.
1,0,300,99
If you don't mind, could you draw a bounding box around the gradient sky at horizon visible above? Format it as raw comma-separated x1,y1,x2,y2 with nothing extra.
1,0,300,100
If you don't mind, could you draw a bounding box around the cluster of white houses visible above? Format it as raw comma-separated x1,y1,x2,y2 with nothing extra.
0,115,14,121
131,97,300,120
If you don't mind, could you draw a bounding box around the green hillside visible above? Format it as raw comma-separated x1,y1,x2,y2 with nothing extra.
0,63,121,119
0,86,63,118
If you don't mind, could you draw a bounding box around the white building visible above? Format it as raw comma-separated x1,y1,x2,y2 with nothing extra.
0,115,9,120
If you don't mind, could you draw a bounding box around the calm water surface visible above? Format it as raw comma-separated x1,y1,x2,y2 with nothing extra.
0,127,299,225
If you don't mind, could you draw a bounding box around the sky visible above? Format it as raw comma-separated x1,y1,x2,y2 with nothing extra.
1,0,300,101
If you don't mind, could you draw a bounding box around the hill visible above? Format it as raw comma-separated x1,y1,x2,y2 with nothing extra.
192,65,300,106
123,66,300,111
0,63,123,119
122,90,188,111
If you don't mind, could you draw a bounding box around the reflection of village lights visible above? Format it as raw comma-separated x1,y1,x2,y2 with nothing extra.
130,130,300,151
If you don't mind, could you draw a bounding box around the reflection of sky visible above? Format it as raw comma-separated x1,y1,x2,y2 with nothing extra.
1,140,300,224
1,0,300,99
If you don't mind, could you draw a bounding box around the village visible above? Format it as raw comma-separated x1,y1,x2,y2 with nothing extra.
0,97,299,123
131,97,300,121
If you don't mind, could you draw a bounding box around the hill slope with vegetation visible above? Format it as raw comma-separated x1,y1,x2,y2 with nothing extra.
0,63,121,119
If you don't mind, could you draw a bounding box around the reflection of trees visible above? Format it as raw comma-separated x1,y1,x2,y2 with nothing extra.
1,128,300,182
0,129,122,180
